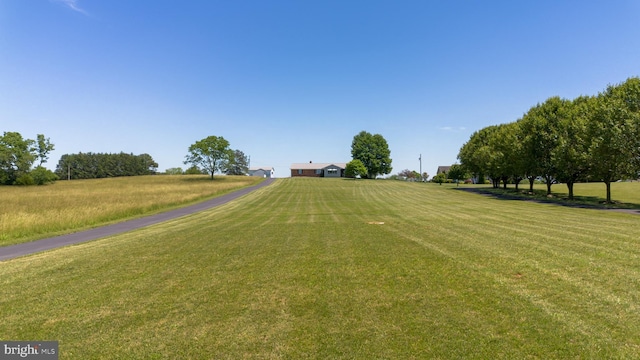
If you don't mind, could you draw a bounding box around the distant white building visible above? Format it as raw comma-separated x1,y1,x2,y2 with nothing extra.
248,167,275,178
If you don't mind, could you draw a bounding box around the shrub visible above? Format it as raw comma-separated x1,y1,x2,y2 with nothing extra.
31,166,59,185
165,167,184,175
185,166,205,175
15,174,35,186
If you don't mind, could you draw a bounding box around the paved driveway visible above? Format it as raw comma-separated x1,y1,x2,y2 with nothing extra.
0,178,275,261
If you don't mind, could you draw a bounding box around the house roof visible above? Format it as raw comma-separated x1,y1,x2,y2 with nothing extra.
249,167,274,171
290,162,347,170
437,166,451,174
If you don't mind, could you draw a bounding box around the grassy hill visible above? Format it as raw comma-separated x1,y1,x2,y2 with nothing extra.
1,178,639,358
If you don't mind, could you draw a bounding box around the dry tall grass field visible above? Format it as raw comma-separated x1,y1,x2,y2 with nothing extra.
0,175,262,246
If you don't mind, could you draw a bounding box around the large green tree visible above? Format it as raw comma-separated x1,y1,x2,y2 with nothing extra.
519,96,569,195
491,122,526,189
350,131,392,179
225,149,249,175
184,135,231,180
0,132,36,185
587,77,640,203
138,153,159,174
554,96,594,200
458,126,500,187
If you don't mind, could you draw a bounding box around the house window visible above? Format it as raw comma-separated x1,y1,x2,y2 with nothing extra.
316,169,322,175
327,169,338,174
298,169,303,175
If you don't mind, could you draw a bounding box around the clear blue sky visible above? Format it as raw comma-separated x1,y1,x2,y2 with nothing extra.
2,1,640,177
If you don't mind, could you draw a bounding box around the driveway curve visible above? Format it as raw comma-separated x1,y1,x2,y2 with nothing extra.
0,178,276,262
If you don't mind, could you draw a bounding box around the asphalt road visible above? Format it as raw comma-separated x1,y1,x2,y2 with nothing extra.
0,178,275,262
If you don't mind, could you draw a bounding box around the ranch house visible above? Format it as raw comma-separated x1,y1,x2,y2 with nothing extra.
290,162,347,178
436,166,451,175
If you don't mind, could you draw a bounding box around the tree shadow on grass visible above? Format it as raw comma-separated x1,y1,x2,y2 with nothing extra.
454,187,640,215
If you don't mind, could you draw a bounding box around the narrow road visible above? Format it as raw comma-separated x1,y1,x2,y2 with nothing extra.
0,178,275,262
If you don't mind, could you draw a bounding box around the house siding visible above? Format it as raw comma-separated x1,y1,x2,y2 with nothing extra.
323,166,343,178
250,169,268,177
290,163,347,178
291,169,322,177
249,167,274,178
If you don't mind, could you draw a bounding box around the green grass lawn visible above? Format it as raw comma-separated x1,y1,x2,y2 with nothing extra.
1,178,639,358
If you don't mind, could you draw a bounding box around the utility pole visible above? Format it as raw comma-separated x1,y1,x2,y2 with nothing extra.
419,154,422,182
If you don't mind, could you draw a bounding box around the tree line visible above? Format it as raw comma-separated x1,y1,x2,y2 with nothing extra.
1,131,163,184
457,77,640,202
55,152,159,180
2,132,252,185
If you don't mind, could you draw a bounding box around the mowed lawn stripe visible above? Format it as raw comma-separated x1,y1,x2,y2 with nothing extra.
310,179,640,355
376,184,640,354
1,178,639,358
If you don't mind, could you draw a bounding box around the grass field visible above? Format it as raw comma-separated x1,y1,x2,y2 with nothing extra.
0,175,262,247
1,178,639,358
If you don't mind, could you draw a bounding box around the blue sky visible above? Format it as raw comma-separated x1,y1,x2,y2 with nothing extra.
2,1,640,177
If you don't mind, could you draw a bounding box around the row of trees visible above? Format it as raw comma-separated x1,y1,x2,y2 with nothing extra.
2,132,250,184
54,152,159,180
346,131,393,179
183,135,249,179
458,77,640,202
0,132,57,185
